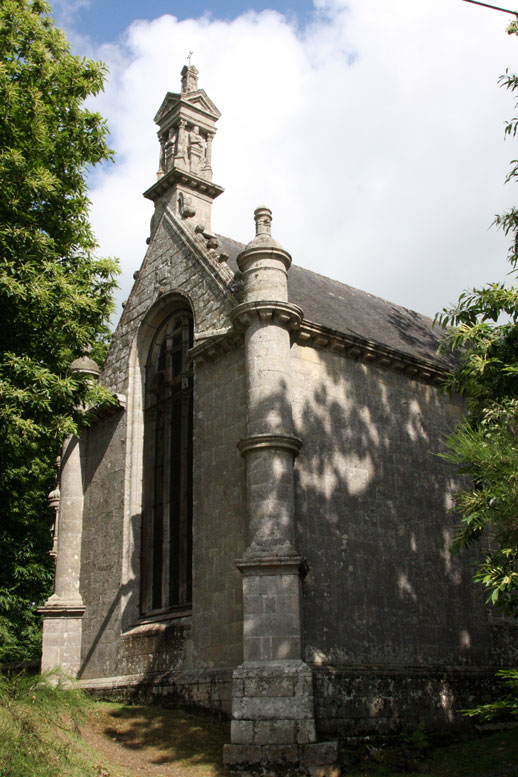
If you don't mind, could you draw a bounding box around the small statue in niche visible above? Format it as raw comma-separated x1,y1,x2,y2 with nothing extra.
158,135,166,177
164,128,177,171
188,125,205,174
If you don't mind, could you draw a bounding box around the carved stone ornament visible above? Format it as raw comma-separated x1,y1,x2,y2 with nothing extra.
187,125,205,174
178,192,196,219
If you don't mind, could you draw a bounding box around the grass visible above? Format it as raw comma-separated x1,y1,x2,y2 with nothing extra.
0,670,93,777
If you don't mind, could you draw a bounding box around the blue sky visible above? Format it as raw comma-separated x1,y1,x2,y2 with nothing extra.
53,0,316,42
50,0,518,321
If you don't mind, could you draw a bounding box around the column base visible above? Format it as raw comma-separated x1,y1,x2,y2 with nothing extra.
225,661,340,775
39,602,85,677
223,741,340,777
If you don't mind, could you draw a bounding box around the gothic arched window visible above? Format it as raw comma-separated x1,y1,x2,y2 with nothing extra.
141,310,193,614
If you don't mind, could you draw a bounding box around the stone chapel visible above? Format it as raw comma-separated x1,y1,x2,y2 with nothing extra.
40,65,518,776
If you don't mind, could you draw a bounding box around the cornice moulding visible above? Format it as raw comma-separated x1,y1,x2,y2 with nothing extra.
191,313,446,385
189,329,242,364
235,555,305,576
230,300,304,331
294,320,445,384
237,433,303,457
37,604,86,617
86,393,126,424
143,168,224,203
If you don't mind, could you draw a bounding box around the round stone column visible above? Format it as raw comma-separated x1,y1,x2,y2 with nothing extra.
40,434,86,677
40,356,99,678
233,300,303,558
231,206,303,559
224,208,339,776
46,434,85,607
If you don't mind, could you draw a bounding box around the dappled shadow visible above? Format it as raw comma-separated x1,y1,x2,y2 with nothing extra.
284,340,518,733
74,296,518,736
386,305,456,368
290,345,484,669
101,703,228,773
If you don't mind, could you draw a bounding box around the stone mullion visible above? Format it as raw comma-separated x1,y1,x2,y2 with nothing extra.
141,409,156,615
177,317,192,606
161,402,172,610
177,391,190,605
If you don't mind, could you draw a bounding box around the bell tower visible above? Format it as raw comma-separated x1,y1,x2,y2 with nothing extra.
143,63,224,233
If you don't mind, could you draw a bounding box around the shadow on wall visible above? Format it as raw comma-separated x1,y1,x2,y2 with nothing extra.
242,343,482,669
236,341,511,731
291,348,478,669
76,338,516,726
78,509,191,684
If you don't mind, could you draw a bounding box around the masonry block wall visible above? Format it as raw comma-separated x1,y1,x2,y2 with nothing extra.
192,347,247,669
74,208,244,694
103,216,235,399
79,413,127,679
290,342,518,734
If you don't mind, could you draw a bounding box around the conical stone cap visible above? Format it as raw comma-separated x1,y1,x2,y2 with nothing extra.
242,206,287,254
236,207,293,302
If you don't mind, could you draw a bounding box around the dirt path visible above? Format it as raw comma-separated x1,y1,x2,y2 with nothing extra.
80,702,229,777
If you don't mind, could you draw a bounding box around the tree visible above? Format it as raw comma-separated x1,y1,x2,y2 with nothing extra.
436,24,518,619
0,0,119,662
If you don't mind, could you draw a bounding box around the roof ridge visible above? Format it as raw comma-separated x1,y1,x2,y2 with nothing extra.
290,263,436,326
215,232,436,326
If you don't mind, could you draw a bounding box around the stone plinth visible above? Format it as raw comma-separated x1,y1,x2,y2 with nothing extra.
224,661,340,776
237,556,304,662
223,743,340,777
40,607,85,677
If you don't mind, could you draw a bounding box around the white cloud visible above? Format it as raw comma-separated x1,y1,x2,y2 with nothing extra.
82,0,518,321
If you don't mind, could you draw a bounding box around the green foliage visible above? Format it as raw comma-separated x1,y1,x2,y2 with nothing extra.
463,669,518,721
0,0,119,663
398,721,430,752
438,399,518,615
435,43,518,618
0,670,92,777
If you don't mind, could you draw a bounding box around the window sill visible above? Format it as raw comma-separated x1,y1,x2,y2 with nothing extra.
123,607,192,637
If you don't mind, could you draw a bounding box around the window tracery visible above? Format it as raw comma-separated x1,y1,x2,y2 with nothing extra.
141,309,193,613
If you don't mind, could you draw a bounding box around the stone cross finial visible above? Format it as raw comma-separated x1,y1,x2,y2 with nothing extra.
254,206,272,235
181,63,199,93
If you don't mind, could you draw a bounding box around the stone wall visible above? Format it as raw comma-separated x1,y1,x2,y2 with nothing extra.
290,342,518,732
101,212,236,396
76,213,246,699
79,412,127,679
192,345,247,669
312,666,507,737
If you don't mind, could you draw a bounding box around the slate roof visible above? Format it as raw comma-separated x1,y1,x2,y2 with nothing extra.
216,234,452,369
